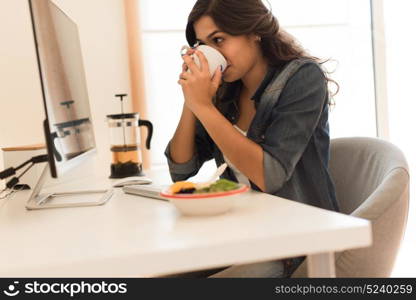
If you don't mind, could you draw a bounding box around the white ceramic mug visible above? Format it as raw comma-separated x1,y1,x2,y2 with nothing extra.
181,45,227,78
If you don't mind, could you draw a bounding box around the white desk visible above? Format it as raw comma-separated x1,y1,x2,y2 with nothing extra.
0,165,372,277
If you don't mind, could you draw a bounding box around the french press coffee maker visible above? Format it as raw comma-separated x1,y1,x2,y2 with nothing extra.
107,94,153,178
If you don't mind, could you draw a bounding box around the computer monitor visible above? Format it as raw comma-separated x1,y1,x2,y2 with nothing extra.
26,0,113,209
29,0,96,178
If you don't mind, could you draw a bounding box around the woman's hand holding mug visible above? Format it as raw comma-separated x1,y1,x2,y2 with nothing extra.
178,45,227,114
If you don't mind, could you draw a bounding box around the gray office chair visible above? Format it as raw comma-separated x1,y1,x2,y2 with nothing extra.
292,137,410,277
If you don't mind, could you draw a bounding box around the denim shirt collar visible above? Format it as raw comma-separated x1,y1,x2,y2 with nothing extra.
251,66,279,103
218,65,280,108
217,65,280,124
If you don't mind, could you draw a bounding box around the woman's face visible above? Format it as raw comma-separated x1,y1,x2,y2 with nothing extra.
193,16,262,83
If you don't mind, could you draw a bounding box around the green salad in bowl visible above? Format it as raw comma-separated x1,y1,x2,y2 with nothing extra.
194,179,240,193
168,179,240,195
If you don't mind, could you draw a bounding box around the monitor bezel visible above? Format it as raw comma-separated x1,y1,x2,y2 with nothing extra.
28,0,96,178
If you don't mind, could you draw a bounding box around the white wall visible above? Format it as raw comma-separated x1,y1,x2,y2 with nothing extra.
0,0,132,171
0,0,44,160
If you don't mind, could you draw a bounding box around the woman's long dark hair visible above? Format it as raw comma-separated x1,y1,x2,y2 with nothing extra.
185,0,338,105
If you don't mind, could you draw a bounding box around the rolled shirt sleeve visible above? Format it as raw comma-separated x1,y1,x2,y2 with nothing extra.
260,63,328,194
164,119,215,182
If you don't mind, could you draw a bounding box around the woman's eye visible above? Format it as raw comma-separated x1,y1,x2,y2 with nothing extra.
213,37,224,45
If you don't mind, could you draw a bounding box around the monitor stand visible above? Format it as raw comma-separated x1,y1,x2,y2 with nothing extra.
25,164,114,210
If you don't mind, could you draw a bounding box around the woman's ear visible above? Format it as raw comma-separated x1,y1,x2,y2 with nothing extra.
249,34,261,44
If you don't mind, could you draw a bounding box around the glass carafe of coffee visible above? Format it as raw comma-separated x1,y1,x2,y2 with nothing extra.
107,94,153,178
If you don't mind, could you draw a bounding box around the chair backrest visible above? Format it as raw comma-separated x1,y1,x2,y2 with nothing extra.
292,137,410,277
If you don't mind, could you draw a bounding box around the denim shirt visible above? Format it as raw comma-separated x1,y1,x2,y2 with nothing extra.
165,58,339,212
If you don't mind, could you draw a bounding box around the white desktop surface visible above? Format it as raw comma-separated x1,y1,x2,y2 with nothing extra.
0,164,372,277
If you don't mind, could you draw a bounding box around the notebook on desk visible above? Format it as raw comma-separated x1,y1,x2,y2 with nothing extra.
122,184,169,201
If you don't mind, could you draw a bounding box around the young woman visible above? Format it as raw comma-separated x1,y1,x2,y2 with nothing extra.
164,0,340,277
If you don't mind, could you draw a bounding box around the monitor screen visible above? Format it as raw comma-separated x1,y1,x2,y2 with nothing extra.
29,0,96,177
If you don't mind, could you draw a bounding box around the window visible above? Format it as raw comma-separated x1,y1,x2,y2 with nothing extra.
140,0,376,169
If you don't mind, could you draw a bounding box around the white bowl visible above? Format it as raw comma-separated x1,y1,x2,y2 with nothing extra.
160,184,249,216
